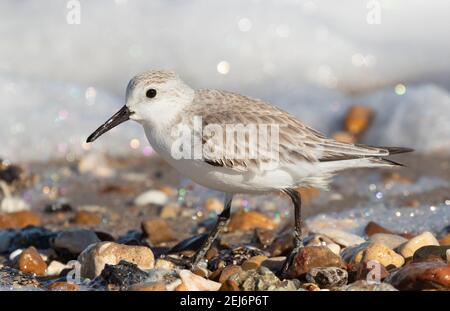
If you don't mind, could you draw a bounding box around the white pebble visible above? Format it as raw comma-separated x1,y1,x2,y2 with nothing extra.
134,190,168,206
0,197,30,213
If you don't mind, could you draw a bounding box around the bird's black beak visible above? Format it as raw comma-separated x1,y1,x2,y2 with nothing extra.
86,105,132,143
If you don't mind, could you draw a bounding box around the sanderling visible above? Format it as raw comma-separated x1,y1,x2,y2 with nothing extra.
86,70,412,275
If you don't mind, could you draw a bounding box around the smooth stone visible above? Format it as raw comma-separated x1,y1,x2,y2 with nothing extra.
18,246,47,276
398,231,439,258
52,229,100,255
227,210,276,232
218,265,242,283
134,190,168,206
338,280,397,291
159,203,180,219
354,261,390,283
99,260,149,290
48,281,79,291
268,232,294,257
8,226,55,251
412,245,450,262
9,248,23,261
287,246,346,278
386,261,450,290
154,259,176,270
128,282,167,291
78,242,154,279
364,221,393,237
305,267,348,289
73,211,101,226
347,243,404,268
241,255,268,271
0,229,14,253
0,211,41,229
0,196,30,213
178,269,221,291
219,279,240,291
305,234,341,255
46,260,70,276
141,219,176,245
369,233,408,250
229,266,299,291
261,256,286,272
312,228,365,247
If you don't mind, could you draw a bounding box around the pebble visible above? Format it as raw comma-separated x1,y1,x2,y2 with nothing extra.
146,268,182,291
155,259,176,270
369,233,408,250
48,281,79,291
412,245,450,262
229,266,299,291
439,233,450,246
52,229,100,255
0,229,14,252
46,260,70,277
159,203,180,219
18,246,47,276
134,190,168,206
73,211,102,226
344,243,404,268
78,152,114,177
8,226,55,251
78,242,155,279
203,197,223,213
218,265,242,283
227,210,276,232
0,196,30,213
305,234,341,255
312,228,365,247
398,231,439,258
141,218,176,245
99,260,149,290
269,232,294,257
253,228,275,247
0,211,42,229
261,256,286,272
128,282,167,291
219,279,240,291
338,280,397,291
386,261,450,290
241,255,268,271
354,261,390,283
364,221,393,237
344,105,374,136
305,267,348,289
178,269,221,291
287,246,346,278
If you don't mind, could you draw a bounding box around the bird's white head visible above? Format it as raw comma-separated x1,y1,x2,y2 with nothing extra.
86,70,194,143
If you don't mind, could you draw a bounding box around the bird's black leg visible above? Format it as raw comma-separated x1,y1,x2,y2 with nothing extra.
279,188,303,278
165,193,233,269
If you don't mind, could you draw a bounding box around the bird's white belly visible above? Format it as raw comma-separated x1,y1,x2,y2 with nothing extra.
144,127,300,194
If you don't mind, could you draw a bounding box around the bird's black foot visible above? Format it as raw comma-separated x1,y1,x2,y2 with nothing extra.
278,244,303,279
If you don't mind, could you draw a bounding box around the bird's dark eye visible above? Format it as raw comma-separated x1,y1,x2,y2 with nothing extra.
146,89,157,98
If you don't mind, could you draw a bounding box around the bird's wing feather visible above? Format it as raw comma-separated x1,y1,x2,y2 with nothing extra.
181,89,392,172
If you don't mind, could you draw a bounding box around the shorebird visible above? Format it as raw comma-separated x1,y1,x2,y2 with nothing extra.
86,70,412,275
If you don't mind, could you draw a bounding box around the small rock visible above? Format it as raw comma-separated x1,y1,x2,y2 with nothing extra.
203,197,223,213
207,246,268,271
134,190,168,206
364,221,393,237
344,243,404,268
18,246,47,276
312,228,365,247
369,233,408,250
52,229,100,255
141,219,176,245
219,279,240,291
192,266,209,278
1,196,30,213
78,152,114,177
129,282,167,291
99,260,149,290
0,211,42,229
46,260,70,277
439,233,450,246
253,228,275,248
261,256,286,272
301,282,321,291
8,226,55,251
398,231,439,258
412,245,450,262
48,281,79,291
338,280,397,291
344,105,374,136
229,266,299,291
73,211,101,226
218,265,242,283
146,268,181,291
241,255,268,271
78,242,155,279
287,246,346,278
305,267,348,289
354,261,390,283
386,261,450,290
159,203,180,219
269,232,294,257
155,259,176,270
0,229,15,253
305,234,341,255
178,269,221,291
227,210,276,232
